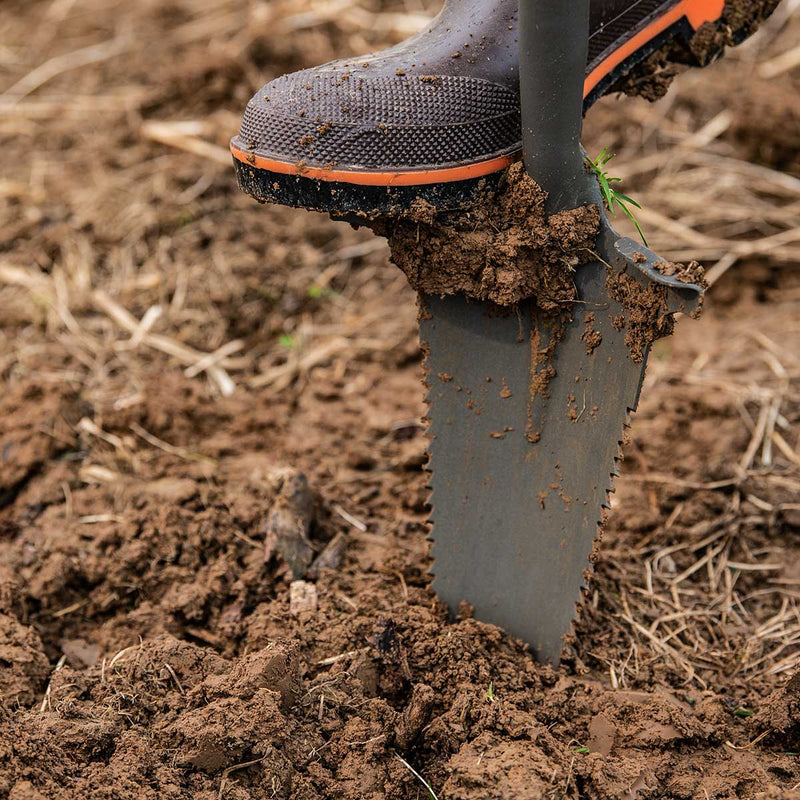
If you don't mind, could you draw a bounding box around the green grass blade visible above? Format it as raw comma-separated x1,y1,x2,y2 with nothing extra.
585,149,648,245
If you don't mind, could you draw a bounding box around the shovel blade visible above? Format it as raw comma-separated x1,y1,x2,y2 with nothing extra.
423,259,647,663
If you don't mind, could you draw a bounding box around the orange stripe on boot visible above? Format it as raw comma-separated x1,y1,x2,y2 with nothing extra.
584,0,724,96
230,144,518,187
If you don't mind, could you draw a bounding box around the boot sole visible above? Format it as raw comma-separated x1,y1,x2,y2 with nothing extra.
232,0,778,216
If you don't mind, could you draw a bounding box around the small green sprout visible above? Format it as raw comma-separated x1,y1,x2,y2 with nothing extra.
573,747,590,755
307,284,330,299
279,333,296,349
586,147,648,246
486,681,495,703
734,707,755,718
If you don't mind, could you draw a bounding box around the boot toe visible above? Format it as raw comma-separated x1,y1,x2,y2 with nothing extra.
233,65,521,174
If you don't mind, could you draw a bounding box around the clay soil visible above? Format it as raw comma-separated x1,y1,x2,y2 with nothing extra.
1,2,799,799
381,166,601,308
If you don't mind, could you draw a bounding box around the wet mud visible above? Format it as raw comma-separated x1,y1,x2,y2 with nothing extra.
380,163,600,309
610,0,782,102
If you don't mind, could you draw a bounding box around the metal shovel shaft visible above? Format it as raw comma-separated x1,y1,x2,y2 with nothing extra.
519,0,592,213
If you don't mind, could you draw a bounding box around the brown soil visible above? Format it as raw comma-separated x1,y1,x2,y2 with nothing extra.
2,270,800,800
1,2,799,799
379,164,600,308
606,271,676,363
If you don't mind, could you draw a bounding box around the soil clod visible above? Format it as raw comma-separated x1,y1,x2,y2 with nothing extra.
263,469,316,579
380,163,600,308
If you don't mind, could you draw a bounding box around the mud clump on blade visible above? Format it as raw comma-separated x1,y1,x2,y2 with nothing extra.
653,259,707,285
379,163,600,308
606,270,675,363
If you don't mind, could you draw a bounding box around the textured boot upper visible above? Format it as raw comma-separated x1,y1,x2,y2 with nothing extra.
233,0,682,172
239,69,520,171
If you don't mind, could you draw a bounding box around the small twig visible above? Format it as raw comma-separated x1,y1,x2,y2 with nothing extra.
2,38,128,102
316,648,368,667
51,599,88,617
163,662,185,695
184,339,245,378
141,120,231,166
218,757,266,800
92,290,239,396
130,422,215,464
758,42,800,79
108,642,143,672
333,504,367,532
40,655,67,712
740,401,771,474
624,474,738,490
724,730,771,751
704,252,738,287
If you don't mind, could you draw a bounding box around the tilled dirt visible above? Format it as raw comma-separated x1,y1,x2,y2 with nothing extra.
2,269,800,800
1,1,799,798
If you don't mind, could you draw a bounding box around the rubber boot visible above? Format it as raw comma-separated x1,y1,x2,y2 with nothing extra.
231,0,781,215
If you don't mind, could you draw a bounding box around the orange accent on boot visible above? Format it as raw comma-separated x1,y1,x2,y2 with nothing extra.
684,0,725,29
230,142,518,187
584,0,725,97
